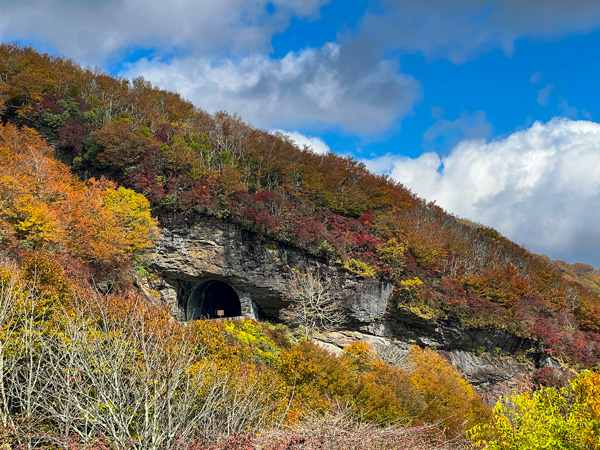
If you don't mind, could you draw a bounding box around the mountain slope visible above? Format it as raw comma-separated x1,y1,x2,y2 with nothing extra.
1,43,600,367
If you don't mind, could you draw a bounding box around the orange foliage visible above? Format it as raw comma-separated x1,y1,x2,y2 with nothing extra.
408,346,490,434
0,123,158,271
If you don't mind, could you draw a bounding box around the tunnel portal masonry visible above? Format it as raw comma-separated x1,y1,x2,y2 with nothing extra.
186,278,257,320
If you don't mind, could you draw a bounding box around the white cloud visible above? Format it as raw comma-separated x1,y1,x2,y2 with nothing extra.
272,130,330,154
529,71,542,83
537,84,554,106
120,44,421,133
3,0,600,67
422,110,492,153
0,0,328,64
5,0,600,159
364,118,600,265
558,98,579,119
3,0,598,136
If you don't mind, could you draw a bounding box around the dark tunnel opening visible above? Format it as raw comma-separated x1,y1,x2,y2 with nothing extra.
187,280,242,320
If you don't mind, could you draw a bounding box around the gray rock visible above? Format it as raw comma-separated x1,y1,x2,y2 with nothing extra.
149,218,393,324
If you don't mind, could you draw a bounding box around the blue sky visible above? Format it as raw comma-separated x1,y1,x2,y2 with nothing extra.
4,0,600,265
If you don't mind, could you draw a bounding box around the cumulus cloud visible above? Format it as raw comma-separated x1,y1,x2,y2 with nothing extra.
558,98,580,119
364,118,600,265
0,0,327,64
0,0,423,133
3,0,600,67
121,44,421,133
272,130,330,154
3,0,598,135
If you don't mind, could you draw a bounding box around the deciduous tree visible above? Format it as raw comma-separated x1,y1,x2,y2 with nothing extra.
280,268,346,339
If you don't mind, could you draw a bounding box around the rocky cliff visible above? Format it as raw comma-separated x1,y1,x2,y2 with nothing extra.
149,217,393,323
149,217,564,402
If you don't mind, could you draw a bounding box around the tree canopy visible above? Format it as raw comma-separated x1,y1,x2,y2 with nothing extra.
1,43,600,367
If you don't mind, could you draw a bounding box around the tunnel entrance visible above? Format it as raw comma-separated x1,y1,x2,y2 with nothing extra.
187,280,242,320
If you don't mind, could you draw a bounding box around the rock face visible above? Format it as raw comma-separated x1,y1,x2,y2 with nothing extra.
150,217,558,404
314,322,544,404
149,218,393,323
440,350,533,402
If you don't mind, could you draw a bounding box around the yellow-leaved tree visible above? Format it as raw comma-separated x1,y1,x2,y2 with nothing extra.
102,186,159,257
408,346,489,435
469,370,600,449
0,123,159,268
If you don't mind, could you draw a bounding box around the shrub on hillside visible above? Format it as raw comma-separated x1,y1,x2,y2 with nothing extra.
469,370,600,449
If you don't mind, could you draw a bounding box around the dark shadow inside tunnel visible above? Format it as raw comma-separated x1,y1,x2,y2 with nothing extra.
187,280,242,320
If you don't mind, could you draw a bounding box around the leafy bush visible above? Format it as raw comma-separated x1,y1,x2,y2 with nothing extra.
469,370,600,449
343,258,377,277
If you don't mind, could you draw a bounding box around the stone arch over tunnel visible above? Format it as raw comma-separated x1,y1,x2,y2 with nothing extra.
187,280,242,320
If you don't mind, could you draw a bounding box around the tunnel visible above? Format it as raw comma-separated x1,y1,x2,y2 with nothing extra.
187,280,242,320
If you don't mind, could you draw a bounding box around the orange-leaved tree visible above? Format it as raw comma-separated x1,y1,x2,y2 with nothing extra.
0,123,158,269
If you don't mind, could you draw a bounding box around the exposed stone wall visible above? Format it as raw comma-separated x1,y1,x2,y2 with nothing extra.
149,218,394,324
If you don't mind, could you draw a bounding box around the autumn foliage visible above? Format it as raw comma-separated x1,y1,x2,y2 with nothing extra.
8,43,600,449
2,43,600,366
2,41,600,362
469,370,600,449
0,122,158,285
0,260,484,449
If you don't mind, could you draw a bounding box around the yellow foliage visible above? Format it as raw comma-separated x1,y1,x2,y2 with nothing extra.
469,371,600,449
344,341,377,373
0,254,489,442
102,186,159,256
343,258,377,277
14,202,61,248
400,277,423,291
408,346,489,435
376,238,406,272
397,277,424,306
0,123,159,269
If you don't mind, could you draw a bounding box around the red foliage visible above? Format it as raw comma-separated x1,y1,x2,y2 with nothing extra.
352,232,383,253
180,180,219,215
39,94,64,114
293,215,327,247
123,161,169,206
57,116,91,154
531,367,570,389
440,277,466,298
154,122,176,144
358,210,375,226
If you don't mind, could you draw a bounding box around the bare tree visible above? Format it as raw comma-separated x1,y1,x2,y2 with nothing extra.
0,269,21,432
0,268,57,448
0,277,281,449
36,296,280,450
280,268,347,339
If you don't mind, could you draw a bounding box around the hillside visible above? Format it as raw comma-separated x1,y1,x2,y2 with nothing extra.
2,44,600,369
0,102,485,447
4,42,600,449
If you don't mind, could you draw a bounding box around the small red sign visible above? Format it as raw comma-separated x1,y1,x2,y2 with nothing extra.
216,310,225,317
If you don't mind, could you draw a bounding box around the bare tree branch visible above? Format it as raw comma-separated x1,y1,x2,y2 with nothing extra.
280,268,347,339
